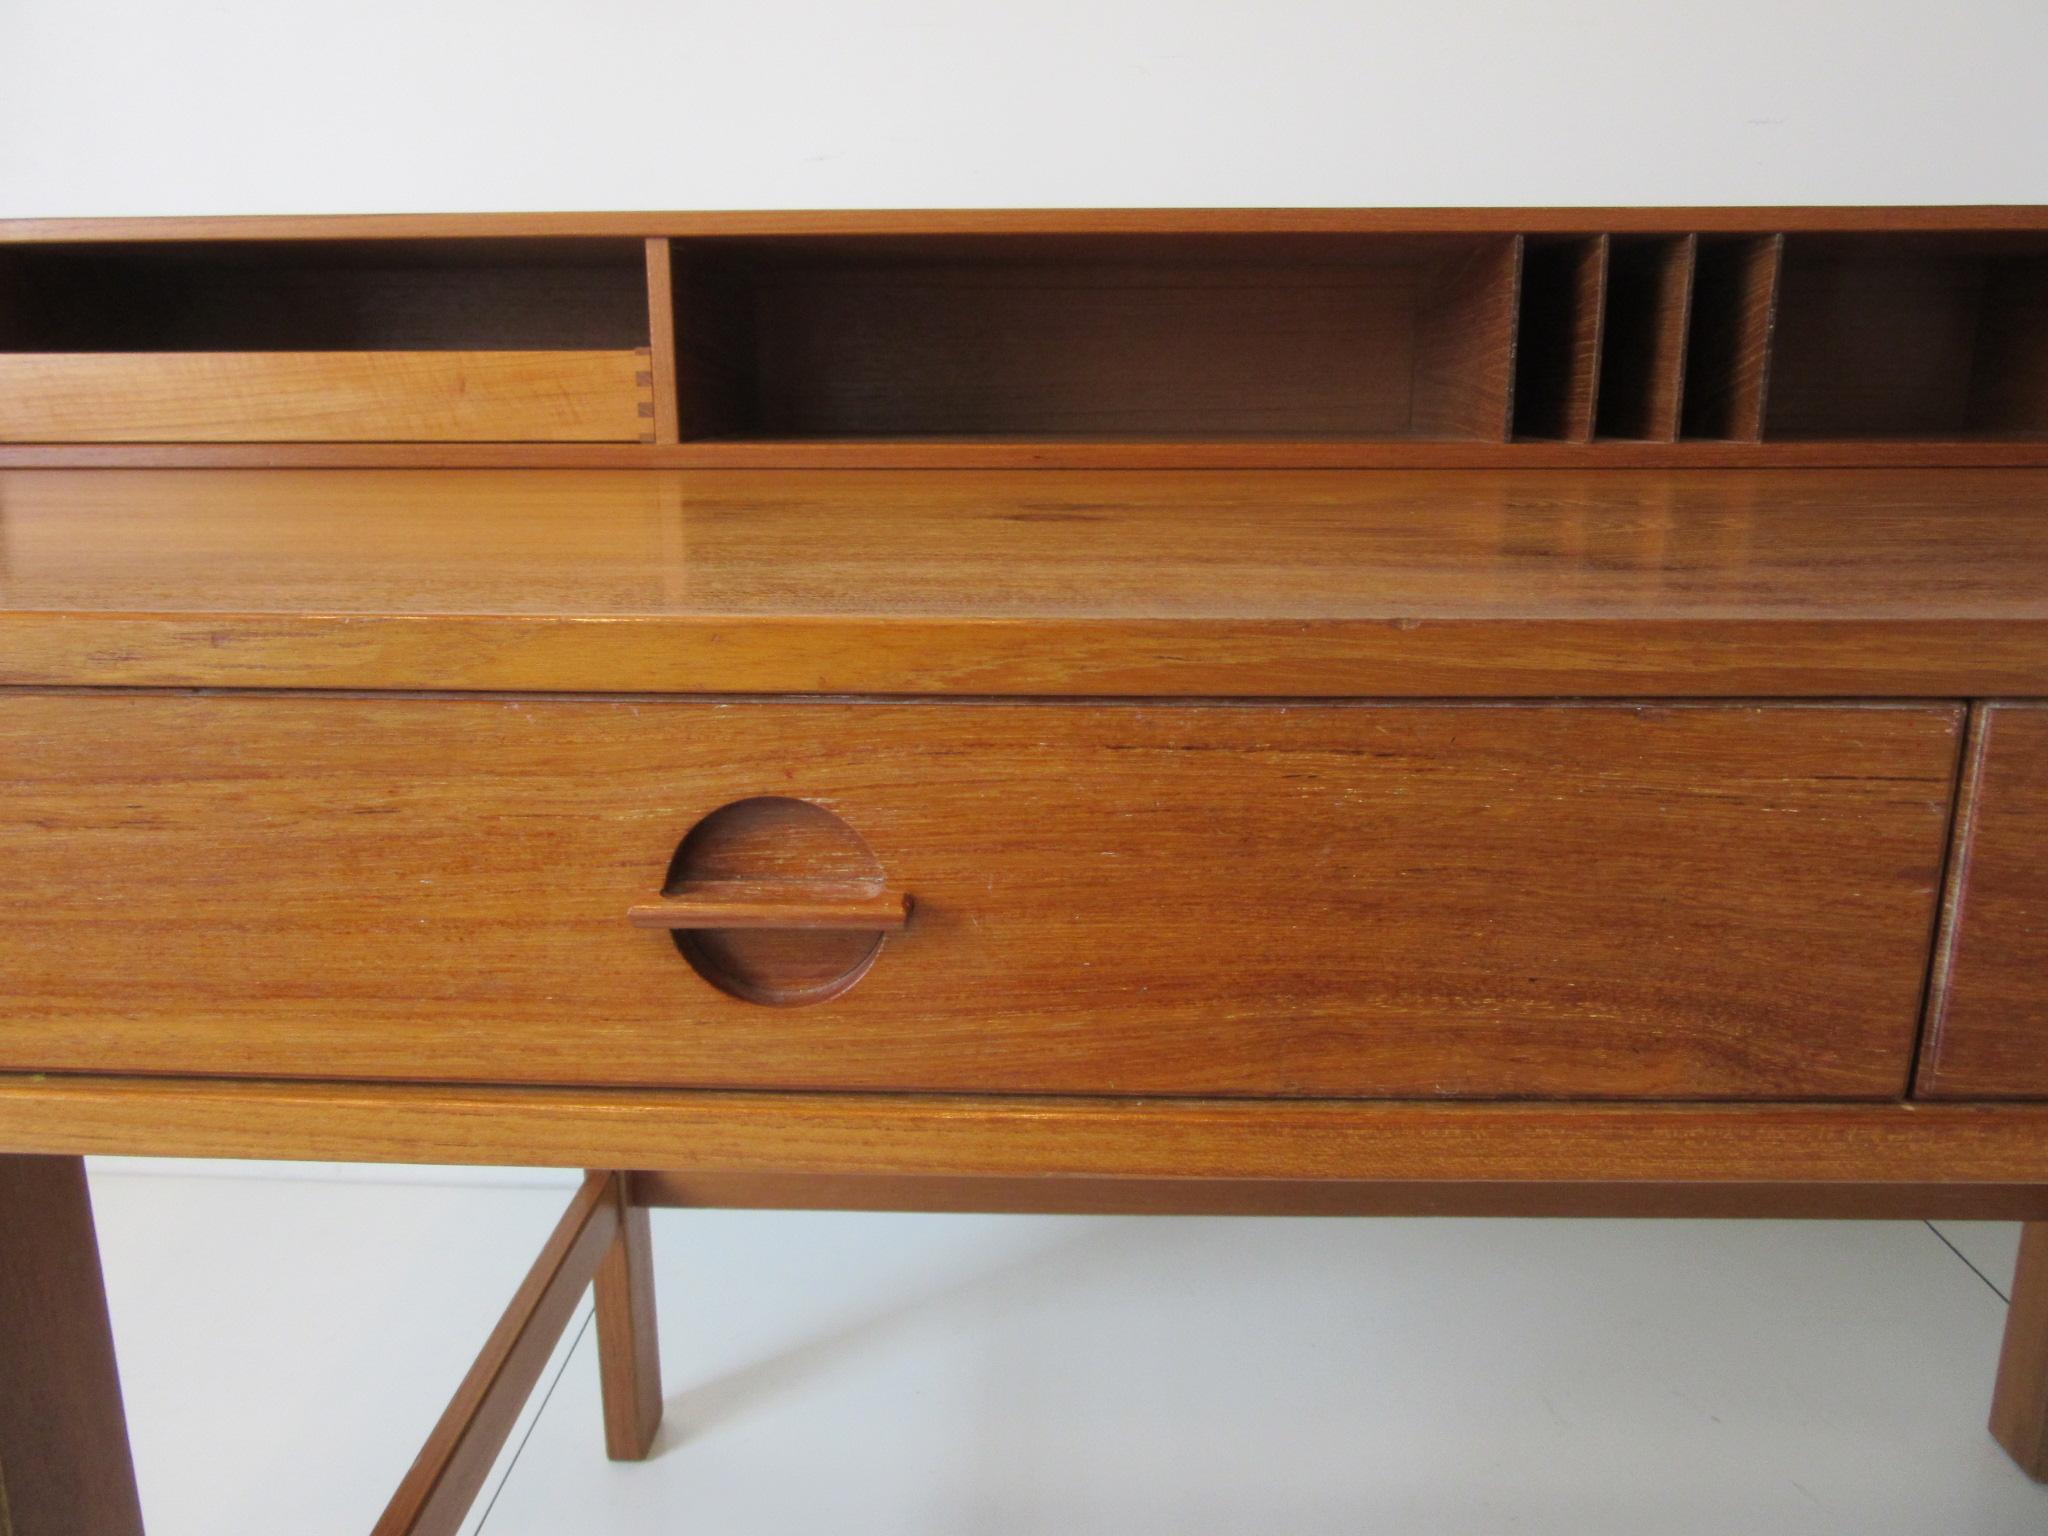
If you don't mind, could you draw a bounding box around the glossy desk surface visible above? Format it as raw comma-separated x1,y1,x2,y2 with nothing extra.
3,467,2046,694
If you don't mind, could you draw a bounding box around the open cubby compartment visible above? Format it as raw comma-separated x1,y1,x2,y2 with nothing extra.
1764,234,2048,440
662,234,1524,442
1511,236,1609,441
1592,236,1697,441
1680,235,1782,441
0,239,656,442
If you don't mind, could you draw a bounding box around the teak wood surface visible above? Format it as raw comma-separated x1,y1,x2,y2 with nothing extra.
625,1170,2048,1222
724,241,1518,441
0,693,1960,1098
3,466,2047,696
593,1185,664,1461
9,1077,2048,1186
1994,1224,2048,1480
15,439,2048,470
1680,235,1782,441
0,351,656,443
0,1155,144,1536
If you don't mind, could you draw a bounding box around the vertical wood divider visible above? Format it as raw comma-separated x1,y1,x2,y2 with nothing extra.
1412,235,1524,441
1682,234,1783,441
1648,232,1697,442
643,238,680,445
1495,235,1527,441
1565,235,1610,442
1730,233,1783,441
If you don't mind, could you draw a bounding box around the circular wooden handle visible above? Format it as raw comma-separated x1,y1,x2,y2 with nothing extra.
642,797,905,1005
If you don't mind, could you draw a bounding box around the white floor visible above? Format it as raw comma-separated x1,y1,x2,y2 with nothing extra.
84,1163,2043,1535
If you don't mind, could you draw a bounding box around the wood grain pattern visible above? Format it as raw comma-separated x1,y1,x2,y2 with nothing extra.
1409,236,1521,439
0,694,1959,1098
0,351,654,443
626,1170,2048,1221
8,439,2048,470
628,884,912,931
1682,235,1783,440
732,241,1519,440
1764,237,2048,441
15,612,2043,699
1993,1223,2048,1481
643,239,680,444
3,467,2047,697
9,1076,2048,1185
594,1185,663,1461
1767,243,1985,439
1917,705,2048,1098
0,1155,144,1536
373,1172,619,1536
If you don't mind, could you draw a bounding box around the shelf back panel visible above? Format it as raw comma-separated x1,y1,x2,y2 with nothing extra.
674,236,1520,441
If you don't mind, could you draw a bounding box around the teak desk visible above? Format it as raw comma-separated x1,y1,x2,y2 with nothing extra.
3,207,2048,1532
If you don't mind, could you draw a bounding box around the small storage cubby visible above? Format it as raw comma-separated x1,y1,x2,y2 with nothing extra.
1510,236,1608,441
663,235,1523,442
0,239,656,442
1764,235,2048,440
1592,236,1697,442
1680,235,1782,440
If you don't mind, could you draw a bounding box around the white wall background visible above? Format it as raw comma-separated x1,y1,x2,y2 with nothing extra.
2,0,2045,218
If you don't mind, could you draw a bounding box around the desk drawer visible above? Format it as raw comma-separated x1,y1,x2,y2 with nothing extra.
0,695,1959,1098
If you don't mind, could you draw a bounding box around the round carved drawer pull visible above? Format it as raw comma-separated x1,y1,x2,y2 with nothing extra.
630,796,910,1005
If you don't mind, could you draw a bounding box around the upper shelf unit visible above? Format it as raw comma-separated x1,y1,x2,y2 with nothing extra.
0,210,2044,464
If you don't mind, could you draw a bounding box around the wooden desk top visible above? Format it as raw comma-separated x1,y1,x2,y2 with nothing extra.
4,466,2046,696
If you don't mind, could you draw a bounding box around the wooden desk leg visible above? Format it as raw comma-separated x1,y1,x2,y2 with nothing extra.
0,1154,146,1536
1993,1222,2048,1481
593,1176,662,1460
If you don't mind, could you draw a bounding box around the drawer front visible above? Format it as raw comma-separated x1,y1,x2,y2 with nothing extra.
1919,704,2048,1098
0,696,1959,1098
